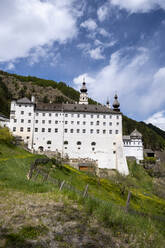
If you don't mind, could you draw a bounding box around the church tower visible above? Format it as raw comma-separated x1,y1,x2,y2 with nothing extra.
79,79,88,105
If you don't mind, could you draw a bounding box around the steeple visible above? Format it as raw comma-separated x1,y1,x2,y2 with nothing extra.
113,93,120,111
106,98,110,108
79,78,88,105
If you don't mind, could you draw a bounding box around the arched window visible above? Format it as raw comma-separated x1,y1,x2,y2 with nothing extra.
91,142,96,146
64,141,68,145
77,141,81,145
38,146,44,152
47,140,51,144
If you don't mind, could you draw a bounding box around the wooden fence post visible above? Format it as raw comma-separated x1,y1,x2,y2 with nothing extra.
33,169,40,181
125,191,131,212
83,184,89,198
59,180,65,191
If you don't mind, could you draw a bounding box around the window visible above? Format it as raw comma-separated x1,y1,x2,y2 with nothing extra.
70,129,74,133
103,130,106,134
55,128,58,133
19,104,21,107
71,121,74,124
83,121,86,125
103,115,106,119
113,151,116,154
77,141,81,145
109,130,112,134
113,142,116,145
90,129,94,134
109,122,112,126
20,127,23,132
49,113,51,117
28,120,31,123
42,128,45,132
90,122,93,125
27,136,30,139
35,128,38,132
96,129,100,134
77,129,80,133
48,120,51,124
65,121,67,124
116,122,119,125
55,113,58,117
21,119,24,123
36,113,39,116
14,119,17,123
109,115,112,119
97,114,99,118
48,128,51,132
28,113,31,116
91,114,93,118
55,120,58,124
21,111,24,115
43,113,45,116
96,121,99,125
35,120,38,123
82,129,86,133
103,122,106,126
115,130,119,134
77,114,80,118
91,142,96,146
65,114,68,117
47,140,51,144
92,147,95,151
116,115,119,119
71,114,74,117
42,120,45,124
77,121,80,125
64,141,68,145
13,127,16,132
83,114,86,118
64,129,67,133
27,127,31,132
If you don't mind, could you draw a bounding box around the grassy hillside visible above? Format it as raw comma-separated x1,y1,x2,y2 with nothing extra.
0,128,165,247
0,70,165,150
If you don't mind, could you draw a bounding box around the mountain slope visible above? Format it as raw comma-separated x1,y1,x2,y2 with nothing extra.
0,70,165,150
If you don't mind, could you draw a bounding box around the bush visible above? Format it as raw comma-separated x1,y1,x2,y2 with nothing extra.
0,127,14,144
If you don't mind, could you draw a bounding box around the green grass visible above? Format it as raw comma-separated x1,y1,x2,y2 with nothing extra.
0,141,165,247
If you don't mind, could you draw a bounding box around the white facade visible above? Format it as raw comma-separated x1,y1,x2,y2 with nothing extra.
9,83,129,175
123,129,144,162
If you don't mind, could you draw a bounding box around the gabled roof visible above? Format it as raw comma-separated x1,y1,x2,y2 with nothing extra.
36,103,121,114
17,97,32,104
130,129,142,138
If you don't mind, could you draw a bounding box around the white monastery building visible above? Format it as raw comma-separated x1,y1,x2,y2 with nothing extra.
123,130,144,162
9,81,130,175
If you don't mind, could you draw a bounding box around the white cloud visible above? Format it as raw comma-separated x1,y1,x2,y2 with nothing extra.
145,111,165,131
80,19,97,31
0,0,79,62
88,47,105,60
110,0,165,13
97,4,109,22
73,47,165,118
98,28,110,37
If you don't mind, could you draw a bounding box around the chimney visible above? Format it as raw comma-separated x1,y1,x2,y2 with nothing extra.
31,96,35,103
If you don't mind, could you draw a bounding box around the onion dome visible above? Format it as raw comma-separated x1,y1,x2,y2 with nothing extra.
106,98,110,108
113,94,120,111
80,79,87,93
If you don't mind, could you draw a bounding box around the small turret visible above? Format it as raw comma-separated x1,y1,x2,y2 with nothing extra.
79,78,88,105
113,93,120,111
106,98,110,108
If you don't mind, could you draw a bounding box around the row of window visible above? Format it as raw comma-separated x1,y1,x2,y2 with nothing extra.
13,127,31,132
18,112,120,119
34,120,119,126
34,128,119,134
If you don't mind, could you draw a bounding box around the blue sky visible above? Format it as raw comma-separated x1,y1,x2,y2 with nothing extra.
0,0,165,130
